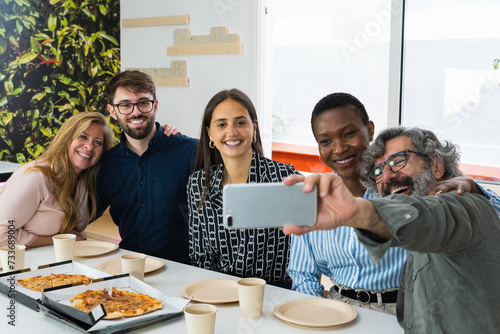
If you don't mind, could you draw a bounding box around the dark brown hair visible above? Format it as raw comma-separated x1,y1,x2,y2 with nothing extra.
106,70,156,104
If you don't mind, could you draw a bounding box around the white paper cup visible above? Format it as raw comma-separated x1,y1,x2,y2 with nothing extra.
0,245,26,272
121,253,146,281
52,234,76,262
184,304,217,334
237,278,266,319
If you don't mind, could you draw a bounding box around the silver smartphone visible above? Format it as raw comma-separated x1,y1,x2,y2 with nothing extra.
222,182,317,229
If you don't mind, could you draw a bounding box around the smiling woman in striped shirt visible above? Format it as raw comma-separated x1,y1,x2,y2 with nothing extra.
287,92,500,315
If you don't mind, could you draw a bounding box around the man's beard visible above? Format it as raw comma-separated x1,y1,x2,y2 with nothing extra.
117,116,155,140
382,167,436,197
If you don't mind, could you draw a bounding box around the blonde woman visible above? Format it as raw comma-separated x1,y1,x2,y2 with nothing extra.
0,112,114,248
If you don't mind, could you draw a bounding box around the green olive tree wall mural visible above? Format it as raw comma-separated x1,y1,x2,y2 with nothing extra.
0,0,121,163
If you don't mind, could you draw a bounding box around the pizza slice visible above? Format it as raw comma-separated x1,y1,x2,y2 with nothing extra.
50,274,92,287
69,287,163,320
111,287,163,317
70,288,110,310
17,275,53,292
70,288,125,319
17,274,93,292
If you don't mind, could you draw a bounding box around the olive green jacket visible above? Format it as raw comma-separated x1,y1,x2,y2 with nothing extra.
357,192,500,333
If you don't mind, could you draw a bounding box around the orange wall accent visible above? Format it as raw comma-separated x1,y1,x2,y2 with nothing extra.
272,142,500,183
272,142,332,173
459,163,500,183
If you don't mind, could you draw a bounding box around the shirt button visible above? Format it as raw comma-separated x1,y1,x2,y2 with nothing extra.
408,287,413,292
405,214,411,219
140,180,144,185
141,202,145,207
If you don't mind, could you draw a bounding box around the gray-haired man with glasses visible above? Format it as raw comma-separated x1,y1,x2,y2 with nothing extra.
369,149,435,197
95,70,198,263
283,127,500,332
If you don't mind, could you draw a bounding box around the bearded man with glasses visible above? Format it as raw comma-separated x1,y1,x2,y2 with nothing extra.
369,149,438,197
95,70,198,263
283,127,500,333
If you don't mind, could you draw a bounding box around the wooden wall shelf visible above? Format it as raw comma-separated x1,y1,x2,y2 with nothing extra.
167,26,243,55
127,60,189,87
122,15,189,28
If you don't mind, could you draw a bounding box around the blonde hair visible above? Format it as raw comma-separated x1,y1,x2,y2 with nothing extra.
27,112,114,233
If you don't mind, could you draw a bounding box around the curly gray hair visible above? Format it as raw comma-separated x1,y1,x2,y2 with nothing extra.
359,127,463,194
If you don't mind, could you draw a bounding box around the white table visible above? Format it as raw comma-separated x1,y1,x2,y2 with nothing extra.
0,245,403,333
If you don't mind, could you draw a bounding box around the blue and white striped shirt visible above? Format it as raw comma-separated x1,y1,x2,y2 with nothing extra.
287,188,408,297
478,184,500,217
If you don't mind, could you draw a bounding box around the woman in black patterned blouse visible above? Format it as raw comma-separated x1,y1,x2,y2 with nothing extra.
187,88,299,288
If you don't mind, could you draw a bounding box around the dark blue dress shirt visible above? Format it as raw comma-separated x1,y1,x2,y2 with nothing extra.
96,123,198,263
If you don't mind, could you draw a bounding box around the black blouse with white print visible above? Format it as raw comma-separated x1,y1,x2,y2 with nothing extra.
187,151,299,286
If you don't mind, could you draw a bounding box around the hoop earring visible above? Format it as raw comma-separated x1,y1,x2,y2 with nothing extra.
209,140,215,149
252,134,257,144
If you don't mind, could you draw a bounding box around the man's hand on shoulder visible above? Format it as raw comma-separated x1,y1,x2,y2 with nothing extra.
430,176,482,196
161,124,181,136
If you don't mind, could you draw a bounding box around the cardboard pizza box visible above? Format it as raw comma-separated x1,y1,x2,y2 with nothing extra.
38,274,189,334
0,260,111,311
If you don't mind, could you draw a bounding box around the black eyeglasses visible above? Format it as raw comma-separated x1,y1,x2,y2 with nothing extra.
112,100,154,115
369,150,427,184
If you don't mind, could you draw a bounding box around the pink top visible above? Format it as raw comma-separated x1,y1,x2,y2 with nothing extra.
0,161,90,247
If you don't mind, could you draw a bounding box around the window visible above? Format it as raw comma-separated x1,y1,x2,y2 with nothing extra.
268,0,392,147
401,0,500,167
266,0,500,172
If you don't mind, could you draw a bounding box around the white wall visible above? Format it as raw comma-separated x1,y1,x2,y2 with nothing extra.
120,0,259,140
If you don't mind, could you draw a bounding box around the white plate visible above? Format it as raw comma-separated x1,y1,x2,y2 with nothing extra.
181,279,239,303
96,256,165,275
273,298,357,327
74,240,118,257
